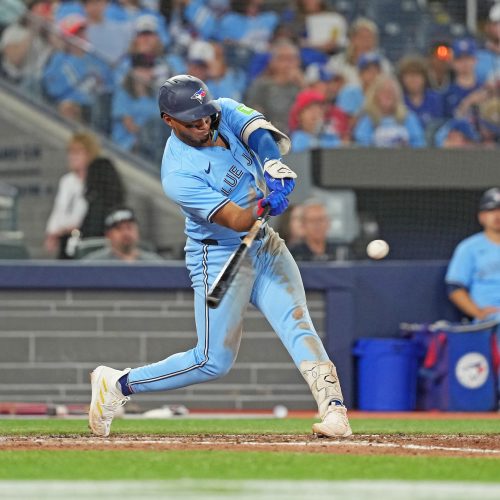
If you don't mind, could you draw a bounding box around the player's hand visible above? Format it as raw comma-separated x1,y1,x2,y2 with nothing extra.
263,160,297,196
256,191,289,217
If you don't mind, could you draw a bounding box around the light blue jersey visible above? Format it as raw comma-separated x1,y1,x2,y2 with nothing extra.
161,98,267,243
446,232,500,308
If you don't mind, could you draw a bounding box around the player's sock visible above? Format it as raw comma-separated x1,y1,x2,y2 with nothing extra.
118,373,132,396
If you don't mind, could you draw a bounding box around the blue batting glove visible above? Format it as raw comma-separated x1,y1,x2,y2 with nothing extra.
264,171,296,196
257,191,289,217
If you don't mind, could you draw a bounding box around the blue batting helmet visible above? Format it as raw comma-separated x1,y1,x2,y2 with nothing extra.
158,74,221,122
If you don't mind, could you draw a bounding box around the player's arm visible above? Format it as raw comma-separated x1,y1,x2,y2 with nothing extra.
448,287,498,320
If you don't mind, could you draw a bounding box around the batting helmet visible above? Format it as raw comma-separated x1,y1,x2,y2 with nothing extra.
158,75,221,122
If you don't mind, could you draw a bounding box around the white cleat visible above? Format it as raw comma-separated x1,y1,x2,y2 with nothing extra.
89,365,131,437
312,405,353,438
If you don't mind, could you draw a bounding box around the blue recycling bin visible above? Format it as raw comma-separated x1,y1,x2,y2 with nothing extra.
353,338,419,411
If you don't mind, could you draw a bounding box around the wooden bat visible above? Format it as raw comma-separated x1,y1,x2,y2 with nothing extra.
206,206,270,309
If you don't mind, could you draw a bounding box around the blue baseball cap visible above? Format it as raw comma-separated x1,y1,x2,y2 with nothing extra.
479,188,500,211
447,118,479,141
357,52,382,71
452,38,477,58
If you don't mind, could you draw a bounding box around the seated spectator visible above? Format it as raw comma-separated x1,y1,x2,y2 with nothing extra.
303,63,350,140
45,132,100,259
427,40,453,91
245,40,304,133
276,204,305,247
475,3,500,85
327,17,392,86
112,53,158,151
0,0,54,90
353,74,426,147
336,51,383,118
288,0,347,57
83,206,163,262
82,0,133,65
184,39,213,84
289,89,341,152
443,38,482,118
181,0,229,42
445,187,500,323
398,55,444,130
42,14,114,122
434,118,480,148
289,200,345,261
476,95,500,147
79,157,126,238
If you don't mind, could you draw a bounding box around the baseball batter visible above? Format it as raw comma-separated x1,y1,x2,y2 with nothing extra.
89,75,352,438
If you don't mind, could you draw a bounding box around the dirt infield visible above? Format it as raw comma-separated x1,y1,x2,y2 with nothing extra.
2,433,500,458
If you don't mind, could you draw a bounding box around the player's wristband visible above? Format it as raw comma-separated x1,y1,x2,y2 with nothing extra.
254,199,266,218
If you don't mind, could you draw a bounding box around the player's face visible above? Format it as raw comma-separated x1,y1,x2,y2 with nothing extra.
479,208,500,233
168,116,212,147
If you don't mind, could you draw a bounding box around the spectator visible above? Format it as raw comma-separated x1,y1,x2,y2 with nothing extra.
245,40,304,133
276,203,305,247
476,95,500,147
82,0,133,65
184,39,213,83
42,14,114,122
353,74,426,147
336,51,383,118
398,55,444,130
289,0,347,57
79,157,126,238
290,200,343,261
45,132,100,258
445,187,500,323
443,38,482,118
112,53,158,151
181,0,229,42
303,63,349,140
289,89,341,152
434,118,480,148
0,0,54,90
83,206,163,262
427,41,453,91
327,17,392,86
475,3,500,85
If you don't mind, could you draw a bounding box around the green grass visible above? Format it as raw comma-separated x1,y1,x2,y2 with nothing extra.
0,417,499,436
0,450,499,482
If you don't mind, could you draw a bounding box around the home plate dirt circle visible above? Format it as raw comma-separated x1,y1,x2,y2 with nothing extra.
1,434,500,457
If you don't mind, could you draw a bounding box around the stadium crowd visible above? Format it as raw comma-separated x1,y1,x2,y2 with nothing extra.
1,0,499,159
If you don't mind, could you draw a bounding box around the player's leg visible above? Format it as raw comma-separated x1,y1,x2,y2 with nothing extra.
89,243,253,436
250,228,352,437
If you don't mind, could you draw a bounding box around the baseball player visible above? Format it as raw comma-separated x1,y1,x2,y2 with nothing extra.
89,75,352,438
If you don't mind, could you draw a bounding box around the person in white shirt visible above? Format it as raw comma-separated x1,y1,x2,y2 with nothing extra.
44,132,100,258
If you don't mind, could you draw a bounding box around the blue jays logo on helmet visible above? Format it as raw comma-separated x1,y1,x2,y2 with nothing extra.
191,88,207,104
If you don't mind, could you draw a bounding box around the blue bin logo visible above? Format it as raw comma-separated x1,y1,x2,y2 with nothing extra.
455,352,489,389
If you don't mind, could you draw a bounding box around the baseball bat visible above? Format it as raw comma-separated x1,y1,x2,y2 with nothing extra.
206,206,271,309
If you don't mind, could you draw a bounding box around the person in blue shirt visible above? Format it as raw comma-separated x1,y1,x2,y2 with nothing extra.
433,117,480,148
443,38,482,118
398,55,444,131
475,3,500,85
446,187,500,322
112,53,158,151
353,74,426,147
88,75,352,440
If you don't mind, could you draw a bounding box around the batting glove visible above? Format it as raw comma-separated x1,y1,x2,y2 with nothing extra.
263,159,297,196
256,191,289,217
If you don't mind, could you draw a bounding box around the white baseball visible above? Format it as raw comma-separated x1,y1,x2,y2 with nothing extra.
366,239,389,260
273,405,288,419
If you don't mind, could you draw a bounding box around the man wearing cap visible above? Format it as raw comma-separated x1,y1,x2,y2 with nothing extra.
83,207,163,262
445,188,500,322
476,3,500,85
443,38,482,118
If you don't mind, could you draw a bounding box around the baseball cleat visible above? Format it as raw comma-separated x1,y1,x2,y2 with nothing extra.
89,365,131,437
312,404,353,438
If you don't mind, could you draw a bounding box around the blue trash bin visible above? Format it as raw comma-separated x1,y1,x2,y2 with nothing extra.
353,338,418,411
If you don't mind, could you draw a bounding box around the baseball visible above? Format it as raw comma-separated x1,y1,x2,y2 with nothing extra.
366,239,389,260
273,405,288,419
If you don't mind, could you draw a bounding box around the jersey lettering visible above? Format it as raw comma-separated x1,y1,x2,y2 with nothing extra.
221,166,244,195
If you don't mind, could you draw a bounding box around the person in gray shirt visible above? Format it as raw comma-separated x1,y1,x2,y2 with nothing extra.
83,206,163,262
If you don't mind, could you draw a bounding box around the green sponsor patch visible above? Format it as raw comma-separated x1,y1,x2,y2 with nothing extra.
236,104,255,115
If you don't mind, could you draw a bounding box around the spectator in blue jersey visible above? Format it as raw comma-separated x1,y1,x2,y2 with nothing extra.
111,53,158,151
443,38,482,118
446,187,500,323
475,3,500,85
433,118,479,148
336,51,383,118
42,14,113,122
398,55,444,131
289,89,341,152
353,74,425,148
181,0,229,41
